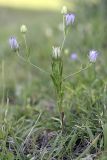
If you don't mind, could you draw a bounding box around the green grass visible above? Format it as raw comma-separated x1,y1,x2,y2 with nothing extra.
0,1,107,159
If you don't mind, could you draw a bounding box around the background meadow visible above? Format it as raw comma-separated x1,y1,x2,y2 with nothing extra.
0,0,107,159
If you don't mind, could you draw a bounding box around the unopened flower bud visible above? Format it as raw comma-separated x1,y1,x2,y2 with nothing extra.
64,49,69,55
61,6,67,14
20,25,27,33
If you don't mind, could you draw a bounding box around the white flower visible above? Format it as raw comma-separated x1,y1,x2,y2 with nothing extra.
61,6,67,14
20,25,27,33
52,46,61,59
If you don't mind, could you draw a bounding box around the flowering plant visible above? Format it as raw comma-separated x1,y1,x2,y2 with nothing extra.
9,7,99,132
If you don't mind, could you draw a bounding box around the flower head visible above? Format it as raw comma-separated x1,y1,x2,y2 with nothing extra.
9,37,19,51
52,46,61,59
61,6,67,14
89,50,98,62
70,53,78,61
20,25,27,33
65,13,75,25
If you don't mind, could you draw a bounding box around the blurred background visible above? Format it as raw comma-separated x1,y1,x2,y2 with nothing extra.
0,0,106,106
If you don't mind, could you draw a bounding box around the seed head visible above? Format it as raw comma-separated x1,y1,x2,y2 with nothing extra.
52,46,61,59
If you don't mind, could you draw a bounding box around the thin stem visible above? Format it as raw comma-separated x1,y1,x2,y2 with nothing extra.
93,63,96,79
16,51,26,62
23,34,28,51
61,111,64,133
60,35,66,53
21,34,50,74
63,63,92,80
28,59,49,74
23,34,30,59
16,51,50,75
2,60,5,106
60,15,66,53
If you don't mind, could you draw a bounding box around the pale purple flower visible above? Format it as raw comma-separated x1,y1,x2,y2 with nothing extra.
9,37,19,51
70,53,78,61
65,13,75,25
89,50,98,62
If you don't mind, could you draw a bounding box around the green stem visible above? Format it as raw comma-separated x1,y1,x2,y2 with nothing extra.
60,35,66,53
23,34,30,59
16,51,49,75
93,63,96,79
60,15,67,53
57,95,64,132
63,63,92,80
2,60,5,106
23,34,28,51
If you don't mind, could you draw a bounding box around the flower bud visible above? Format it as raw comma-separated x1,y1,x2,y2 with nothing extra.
64,49,69,55
61,6,67,14
20,25,27,33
